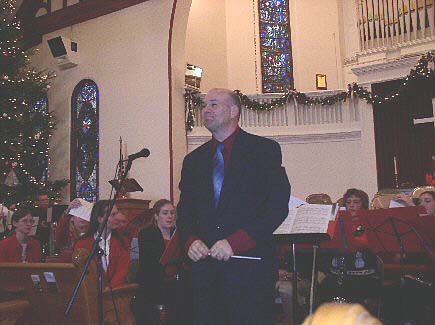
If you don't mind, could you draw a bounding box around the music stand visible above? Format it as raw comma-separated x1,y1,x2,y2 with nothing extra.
275,220,337,324
355,206,435,322
108,178,143,194
356,206,434,261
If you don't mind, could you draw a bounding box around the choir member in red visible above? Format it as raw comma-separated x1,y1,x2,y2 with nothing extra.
112,211,133,249
394,190,435,217
55,199,91,262
0,209,42,262
74,200,130,288
342,188,369,217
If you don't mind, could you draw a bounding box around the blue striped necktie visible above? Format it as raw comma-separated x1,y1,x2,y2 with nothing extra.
213,142,225,207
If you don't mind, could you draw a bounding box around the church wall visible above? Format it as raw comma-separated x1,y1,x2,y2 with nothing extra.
185,0,229,91
186,0,345,93
30,0,175,203
170,0,193,203
281,138,362,202
289,0,343,92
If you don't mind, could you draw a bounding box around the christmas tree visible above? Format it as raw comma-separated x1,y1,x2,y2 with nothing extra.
0,0,67,207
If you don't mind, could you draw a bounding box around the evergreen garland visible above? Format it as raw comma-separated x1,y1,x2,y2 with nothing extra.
185,51,434,131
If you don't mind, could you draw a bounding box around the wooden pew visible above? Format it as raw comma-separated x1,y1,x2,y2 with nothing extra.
0,300,30,325
0,249,138,324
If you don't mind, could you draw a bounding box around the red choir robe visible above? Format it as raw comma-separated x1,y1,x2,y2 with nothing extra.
0,234,42,263
74,234,130,287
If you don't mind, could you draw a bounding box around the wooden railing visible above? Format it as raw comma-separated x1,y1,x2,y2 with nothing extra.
189,91,361,131
357,0,435,51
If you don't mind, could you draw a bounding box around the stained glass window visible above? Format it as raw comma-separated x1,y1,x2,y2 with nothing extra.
29,96,49,183
71,80,99,202
258,0,294,93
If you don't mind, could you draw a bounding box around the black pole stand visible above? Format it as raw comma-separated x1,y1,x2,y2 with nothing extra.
309,245,318,315
97,247,104,323
291,243,298,325
64,158,134,324
289,235,327,325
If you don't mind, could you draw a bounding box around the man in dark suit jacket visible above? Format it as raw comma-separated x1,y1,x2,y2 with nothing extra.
177,88,291,324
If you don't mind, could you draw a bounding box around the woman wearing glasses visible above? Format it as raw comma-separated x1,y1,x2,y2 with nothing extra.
0,209,42,262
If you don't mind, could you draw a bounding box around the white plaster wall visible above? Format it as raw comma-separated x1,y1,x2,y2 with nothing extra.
341,0,360,61
185,0,229,91
30,0,175,203
290,0,343,91
281,138,362,202
186,0,344,93
225,0,259,93
171,0,193,203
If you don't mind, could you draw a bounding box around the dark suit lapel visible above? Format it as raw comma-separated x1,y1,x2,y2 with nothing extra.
217,130,249,212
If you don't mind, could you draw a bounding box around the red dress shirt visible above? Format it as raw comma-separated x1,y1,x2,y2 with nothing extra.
0,234,42,263
74,234,130,287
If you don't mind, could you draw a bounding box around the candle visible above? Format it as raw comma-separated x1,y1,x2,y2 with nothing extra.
393,156,398,175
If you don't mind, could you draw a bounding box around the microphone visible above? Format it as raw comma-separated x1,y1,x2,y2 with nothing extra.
128,148,150,161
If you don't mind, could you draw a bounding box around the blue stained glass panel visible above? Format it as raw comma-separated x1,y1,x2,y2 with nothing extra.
258,0,294,93
71,80,99,203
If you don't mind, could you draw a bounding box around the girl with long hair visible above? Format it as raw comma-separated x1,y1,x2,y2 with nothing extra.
74,200,130,287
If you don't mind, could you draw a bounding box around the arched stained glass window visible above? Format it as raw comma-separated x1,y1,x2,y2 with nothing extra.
71,80,99,202
258,0,294,93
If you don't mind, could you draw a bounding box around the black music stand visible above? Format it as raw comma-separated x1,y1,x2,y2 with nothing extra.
108,178,143,194
275,221,337,324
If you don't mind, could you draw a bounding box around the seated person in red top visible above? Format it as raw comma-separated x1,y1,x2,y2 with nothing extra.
394,190,435,217
0,209,42,263
55,199,91,261
342,188,369,217
135,199,181,324
112,211,133,249
74,200,130,288
319,188,378,310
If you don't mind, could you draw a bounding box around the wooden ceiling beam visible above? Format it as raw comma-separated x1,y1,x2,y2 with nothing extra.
18,0,150,48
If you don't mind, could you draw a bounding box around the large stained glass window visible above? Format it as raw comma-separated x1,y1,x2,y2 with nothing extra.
258,0,294,93
71,80,99,202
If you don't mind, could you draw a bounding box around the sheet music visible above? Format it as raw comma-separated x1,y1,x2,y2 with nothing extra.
389,199,407,208
273,209,297,234
291,204,332,233
69,199,93,222
288,196,306,208
274,204,333,234
0,204,10,233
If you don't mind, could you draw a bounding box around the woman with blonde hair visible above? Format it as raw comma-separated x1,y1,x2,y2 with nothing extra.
135,199,180,324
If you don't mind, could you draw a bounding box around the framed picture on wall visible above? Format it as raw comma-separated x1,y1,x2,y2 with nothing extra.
316,74,327,90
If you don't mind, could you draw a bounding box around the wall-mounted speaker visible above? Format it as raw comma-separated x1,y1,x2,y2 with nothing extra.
47,36,79,70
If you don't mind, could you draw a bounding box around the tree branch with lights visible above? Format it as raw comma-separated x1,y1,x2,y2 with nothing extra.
0,0,68,207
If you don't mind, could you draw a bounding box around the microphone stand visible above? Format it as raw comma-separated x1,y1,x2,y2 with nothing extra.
64,158,134,324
